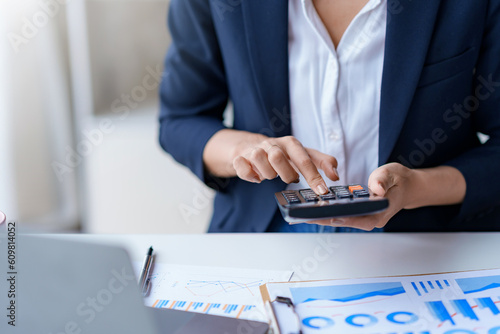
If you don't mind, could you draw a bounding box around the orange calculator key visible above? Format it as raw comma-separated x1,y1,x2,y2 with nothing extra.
348,185,364,193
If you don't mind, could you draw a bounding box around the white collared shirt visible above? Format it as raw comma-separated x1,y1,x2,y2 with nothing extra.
287,0,387,189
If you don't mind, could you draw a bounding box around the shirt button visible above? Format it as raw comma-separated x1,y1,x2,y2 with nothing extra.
329,131,341,141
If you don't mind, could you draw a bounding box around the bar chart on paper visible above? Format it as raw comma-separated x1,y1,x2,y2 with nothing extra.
262,269,500,334
425,275,500,327
133,262,292,321
150,300,258,319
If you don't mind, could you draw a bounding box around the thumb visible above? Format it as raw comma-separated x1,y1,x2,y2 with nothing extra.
368,164,399,197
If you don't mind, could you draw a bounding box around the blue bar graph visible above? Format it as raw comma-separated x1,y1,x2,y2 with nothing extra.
151,299,257,319
419,282,429,293
426,301,455,325
476,297,500,315
452,299,479,321
412,281,447,295
412,282,421,296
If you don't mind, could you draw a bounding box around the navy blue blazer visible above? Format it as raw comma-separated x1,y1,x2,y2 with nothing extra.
159,0,500,232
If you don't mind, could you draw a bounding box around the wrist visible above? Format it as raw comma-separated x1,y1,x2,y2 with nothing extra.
401,166,466,209
232,132,268,158
203,129,269,178
402,168,425,210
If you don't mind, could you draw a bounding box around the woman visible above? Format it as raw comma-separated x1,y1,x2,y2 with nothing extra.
159,0,500,232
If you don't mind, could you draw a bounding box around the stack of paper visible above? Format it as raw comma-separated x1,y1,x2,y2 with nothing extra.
134,262,293,322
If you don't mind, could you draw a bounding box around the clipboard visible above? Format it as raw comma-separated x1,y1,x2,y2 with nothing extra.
260,268,500,334
261,293,302,334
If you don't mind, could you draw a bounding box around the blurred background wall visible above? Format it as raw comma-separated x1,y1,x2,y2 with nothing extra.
0,0,213,233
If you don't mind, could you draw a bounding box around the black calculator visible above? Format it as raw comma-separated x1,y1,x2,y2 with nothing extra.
275,184,389,224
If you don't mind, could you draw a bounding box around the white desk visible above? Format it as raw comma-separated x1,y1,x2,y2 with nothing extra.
49,233,500,281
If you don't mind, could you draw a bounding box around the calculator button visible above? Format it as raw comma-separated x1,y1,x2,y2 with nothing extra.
283,196,301,204
282,191,301,204
320,193,336,200
334,189,350,196
353,190,370,198
297,189,317,201
286,198,301,204
348,185,364,193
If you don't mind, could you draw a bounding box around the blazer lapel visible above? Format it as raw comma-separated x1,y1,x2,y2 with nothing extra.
241,0,291,137
379,0,442,165
241,0,442,161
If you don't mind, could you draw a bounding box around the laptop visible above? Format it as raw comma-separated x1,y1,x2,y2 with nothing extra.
0,234,269,334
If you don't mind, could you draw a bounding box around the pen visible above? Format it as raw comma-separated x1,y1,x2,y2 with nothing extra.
138,246,154,297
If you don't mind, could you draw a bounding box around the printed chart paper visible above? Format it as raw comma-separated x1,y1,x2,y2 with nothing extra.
134,262,293,321
262,268,500,334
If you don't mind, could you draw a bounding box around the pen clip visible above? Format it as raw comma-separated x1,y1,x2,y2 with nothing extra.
142,278,152,297
139,246,154,296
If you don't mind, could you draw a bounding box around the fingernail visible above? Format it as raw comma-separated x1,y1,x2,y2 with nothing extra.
317,184,328,195
292,178,300,183
333,167,339,179
251,177,261,183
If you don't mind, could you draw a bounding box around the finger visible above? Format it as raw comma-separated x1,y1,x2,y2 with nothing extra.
306,212,388,230
305,218,345,226
247,148,278,180
306,148,339,181
281,138,328,194
340,215,385,230
233,156,261,183
266,145,300,183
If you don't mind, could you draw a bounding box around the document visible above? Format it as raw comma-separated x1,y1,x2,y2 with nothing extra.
261,268,500,334
134,262,293,322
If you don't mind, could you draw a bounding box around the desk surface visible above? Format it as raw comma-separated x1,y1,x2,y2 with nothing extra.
48,233,500,281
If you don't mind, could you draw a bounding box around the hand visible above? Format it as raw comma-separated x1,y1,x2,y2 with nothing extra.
307,163,416,230
233,135,339,194
204,130,339,193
